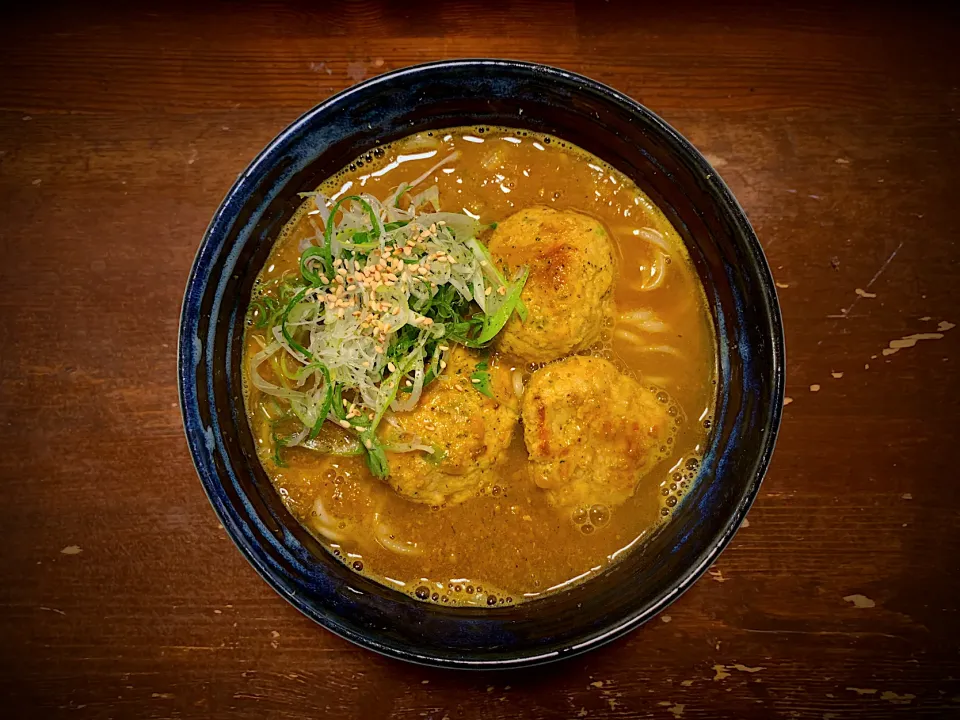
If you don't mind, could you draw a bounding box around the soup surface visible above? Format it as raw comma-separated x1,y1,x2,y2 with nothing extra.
243,127,716,606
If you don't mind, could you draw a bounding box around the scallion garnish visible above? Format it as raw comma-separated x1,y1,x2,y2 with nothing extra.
247,180,527,477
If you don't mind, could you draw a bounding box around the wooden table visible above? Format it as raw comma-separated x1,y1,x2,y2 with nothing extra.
3,2,958,718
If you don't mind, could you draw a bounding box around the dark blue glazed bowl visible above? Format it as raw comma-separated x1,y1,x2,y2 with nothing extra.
179,59,783,668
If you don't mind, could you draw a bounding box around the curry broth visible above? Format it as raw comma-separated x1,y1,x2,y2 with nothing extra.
244,127,716,605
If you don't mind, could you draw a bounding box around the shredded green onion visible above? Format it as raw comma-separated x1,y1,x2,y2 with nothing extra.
247,181,527,477
470,360,494,399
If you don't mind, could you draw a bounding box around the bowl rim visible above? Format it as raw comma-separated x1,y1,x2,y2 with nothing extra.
178,58,785,669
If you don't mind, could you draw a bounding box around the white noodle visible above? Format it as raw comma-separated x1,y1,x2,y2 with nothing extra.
314,524,347,542
634,250,668,292
638,227,671,252
619,309,668,334
312,497,347,542
645,376,670,386
374,519,422,556
615,327,643,345
613,329,682,358
633,344,684,357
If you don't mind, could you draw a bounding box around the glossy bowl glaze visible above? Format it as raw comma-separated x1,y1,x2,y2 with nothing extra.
178,59,784,668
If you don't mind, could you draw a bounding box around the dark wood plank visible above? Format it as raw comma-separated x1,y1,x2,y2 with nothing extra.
1,1,959,718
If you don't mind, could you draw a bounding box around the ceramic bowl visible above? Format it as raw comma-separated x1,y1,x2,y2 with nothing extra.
178,59,784,668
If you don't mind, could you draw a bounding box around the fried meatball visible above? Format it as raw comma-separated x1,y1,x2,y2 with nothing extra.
521,355,673,513
487,207,617,363
380,347,519,506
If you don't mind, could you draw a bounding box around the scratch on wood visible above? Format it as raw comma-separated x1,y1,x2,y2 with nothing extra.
832,241,903,319
743,628,899,639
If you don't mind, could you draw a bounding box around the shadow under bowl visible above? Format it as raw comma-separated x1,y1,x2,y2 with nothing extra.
178,59,784,669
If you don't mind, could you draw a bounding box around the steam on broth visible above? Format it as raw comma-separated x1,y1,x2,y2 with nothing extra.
243,127,716,606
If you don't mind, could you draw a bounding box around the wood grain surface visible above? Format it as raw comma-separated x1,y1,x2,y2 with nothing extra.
2,1,959,718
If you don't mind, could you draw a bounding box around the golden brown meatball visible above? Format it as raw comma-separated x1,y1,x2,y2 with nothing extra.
380,347,520,506
487,207,617,363
521,355,674,513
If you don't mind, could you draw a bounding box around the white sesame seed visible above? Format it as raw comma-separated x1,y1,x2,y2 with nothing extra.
388,362,396,372
471,378,481,384
339,420,350,429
